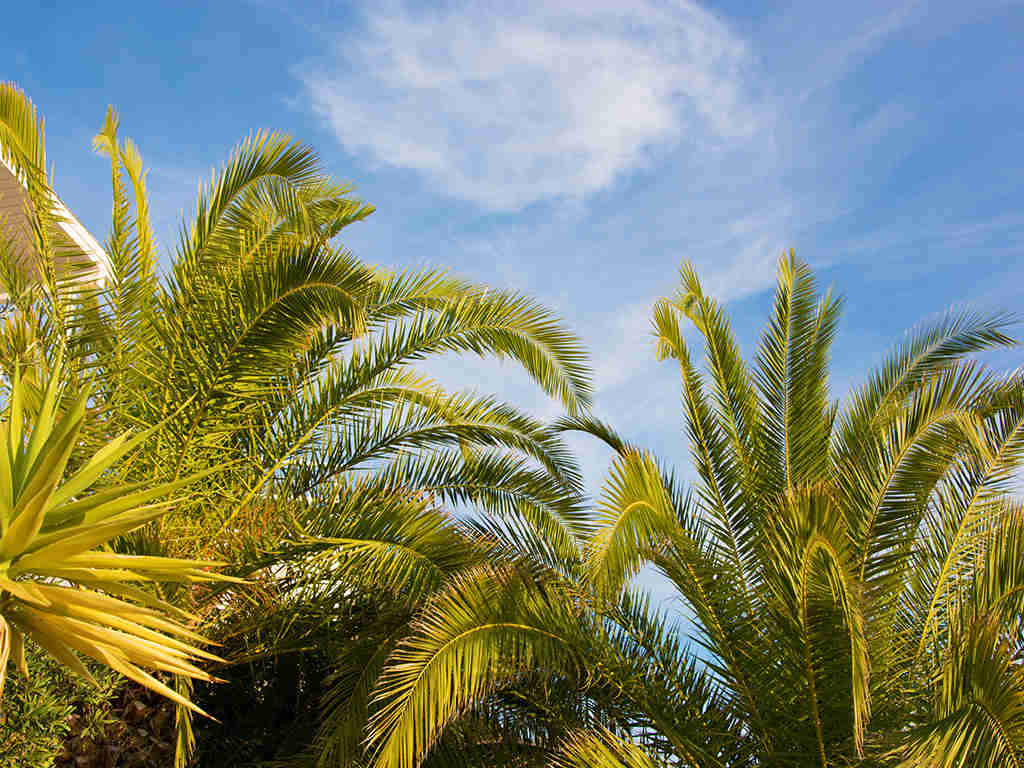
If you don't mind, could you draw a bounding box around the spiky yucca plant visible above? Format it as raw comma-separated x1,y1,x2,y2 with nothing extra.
0,362,228,715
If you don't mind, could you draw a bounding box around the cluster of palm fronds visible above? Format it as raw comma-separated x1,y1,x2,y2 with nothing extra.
373,258,1024,768
3,80,1024,768
0,82,593,766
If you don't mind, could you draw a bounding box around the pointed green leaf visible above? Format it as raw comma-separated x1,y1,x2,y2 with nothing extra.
9,625,26,677
12,612,98,687
11,504,170,571
44,465,220,530
0,576,52,607
0,399,87,559
22,355,66,470
0,421,13,526
51,427,153,507
7,366,23,466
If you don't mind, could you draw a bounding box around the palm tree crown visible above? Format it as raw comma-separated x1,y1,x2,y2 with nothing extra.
368,254,1024,768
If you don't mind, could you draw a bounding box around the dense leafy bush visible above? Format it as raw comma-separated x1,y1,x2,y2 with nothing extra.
1,641,120,767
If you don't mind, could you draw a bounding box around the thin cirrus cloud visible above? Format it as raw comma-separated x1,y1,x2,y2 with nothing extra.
299,0,763,211
294,0,1016,443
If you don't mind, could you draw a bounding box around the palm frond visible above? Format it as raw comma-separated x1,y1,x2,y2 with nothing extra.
754,252,841,494
366,565,588,768
551,727,660,768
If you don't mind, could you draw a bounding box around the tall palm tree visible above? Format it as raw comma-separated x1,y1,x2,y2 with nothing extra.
0,82,593,765
367,254,1024,768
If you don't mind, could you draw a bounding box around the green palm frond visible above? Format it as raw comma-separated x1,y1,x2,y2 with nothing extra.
836,307,1016,458
598,590,734,766
348,286,593,417
366,565,589,768
171,131,358,287
913,376,1024,657
899,615,1024,768
654,295,755,601
675,263,761,491
359,253,1020,768
551,413,631,455
551,727,661,768
286,480,476,603
585,449,684,596
3,88,598,767
0,81,45,177
754,252,841,494
89,106,159,395
314,626,405,768
380,447,586,565
839,361,995,589
0,85,106,376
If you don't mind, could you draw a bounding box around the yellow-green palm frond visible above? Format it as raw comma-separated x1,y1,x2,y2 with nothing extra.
912,375,1024,658
89,106,159,390
284,480,477,604
0,82,45,178
584,449,684,597
0,85,109,385
171,130,372,291
760,485,871,760
551,726,662,768
837,307,1016,457
366,564,589,768
898,614,1024,768
754,251,842,494
838,361,997,592
675,262,761,488
384,446,587,569
656,297,755,602
351,285,592,417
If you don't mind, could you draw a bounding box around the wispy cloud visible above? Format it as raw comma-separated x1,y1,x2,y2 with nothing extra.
299,0,761,211
289,0,1022,503
795,1,918,101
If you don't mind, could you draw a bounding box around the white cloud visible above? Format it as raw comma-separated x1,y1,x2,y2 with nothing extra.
591,300,658,394
286,0,1022,606
300,0,760,210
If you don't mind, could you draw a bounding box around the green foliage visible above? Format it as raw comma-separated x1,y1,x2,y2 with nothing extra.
0,360,229,716
0,82,593,765
365,253,1024,768
551,727,660,768
3,641,187,768
10,77,1024,768
0,641,121,768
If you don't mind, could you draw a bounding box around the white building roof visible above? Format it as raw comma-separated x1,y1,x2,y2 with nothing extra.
0,155,112,291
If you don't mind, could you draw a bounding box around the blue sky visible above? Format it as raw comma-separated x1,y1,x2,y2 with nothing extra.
6,0,1024,505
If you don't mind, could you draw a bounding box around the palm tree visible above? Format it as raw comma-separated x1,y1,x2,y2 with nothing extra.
0,82,593,765
367,254,1024,768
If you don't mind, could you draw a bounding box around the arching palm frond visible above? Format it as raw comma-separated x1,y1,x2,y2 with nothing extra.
0,81,45,178
551,727,662,768
367,565,590,768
